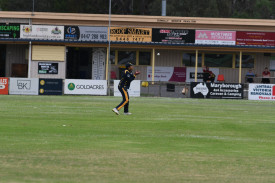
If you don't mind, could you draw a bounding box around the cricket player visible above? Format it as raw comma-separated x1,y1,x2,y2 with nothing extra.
112,63,140,115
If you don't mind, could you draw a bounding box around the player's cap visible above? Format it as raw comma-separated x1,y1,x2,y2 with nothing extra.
125,62,133,69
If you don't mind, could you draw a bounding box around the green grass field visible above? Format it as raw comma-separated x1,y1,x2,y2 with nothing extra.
0,95,274,183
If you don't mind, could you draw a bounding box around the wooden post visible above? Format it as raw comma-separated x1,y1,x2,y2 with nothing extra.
152,48,155,84
239,51,242,83
195,50,198,82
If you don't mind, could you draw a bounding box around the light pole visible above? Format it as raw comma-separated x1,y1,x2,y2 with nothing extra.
107,0,112,96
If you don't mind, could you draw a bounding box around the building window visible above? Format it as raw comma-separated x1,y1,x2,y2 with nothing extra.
182,53,202,67
235,55,254,68
118,51,136,65
204,54,232,68
139,51,151,65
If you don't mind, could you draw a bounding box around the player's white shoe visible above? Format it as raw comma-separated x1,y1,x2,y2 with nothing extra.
112,108,120,115
124,112,132,115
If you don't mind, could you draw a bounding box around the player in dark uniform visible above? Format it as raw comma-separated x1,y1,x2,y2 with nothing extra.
112,63,140,115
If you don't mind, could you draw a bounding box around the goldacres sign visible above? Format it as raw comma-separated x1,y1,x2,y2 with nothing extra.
110,27,152,42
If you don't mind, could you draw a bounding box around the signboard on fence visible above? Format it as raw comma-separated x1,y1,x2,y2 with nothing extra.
152,29,195,43
147,67,186,82
114,80,141,97
191,82,243,99
20,25,64,40
0,77,9,95
38,62,58,74
186,67,219,83
248,84,275,101
0,23,20,38
64,79,107,95
236,31,275,46
39,79,63,95
9,78,39,95
110,27,152,42
195,30,236,45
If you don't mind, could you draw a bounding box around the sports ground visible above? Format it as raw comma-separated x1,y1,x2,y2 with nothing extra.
0,95,274,183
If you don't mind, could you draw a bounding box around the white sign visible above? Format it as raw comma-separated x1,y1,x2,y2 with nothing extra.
64,79,107,95
79,26,108,41
147,67,173,81
248,84,275,100
20,25,64,40
92,48,106,80
9,78,39,95
114,80,141,97
186,67,219,83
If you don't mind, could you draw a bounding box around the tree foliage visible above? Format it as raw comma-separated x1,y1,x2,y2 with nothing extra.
0,0,274,19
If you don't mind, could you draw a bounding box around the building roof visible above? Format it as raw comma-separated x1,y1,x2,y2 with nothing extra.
0,11,275,31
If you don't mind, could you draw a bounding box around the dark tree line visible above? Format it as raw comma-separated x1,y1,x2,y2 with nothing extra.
0,0,274,19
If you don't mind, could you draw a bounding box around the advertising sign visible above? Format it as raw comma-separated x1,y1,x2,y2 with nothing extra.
152,29,195,43
0,77,9,95
92,48,106,80
248,84,275,100
0,23,20,38
147,67,186,82
64,79,107,95
110,27,152,42
38,62,58,74
64,26,80,40
20,25,64,40
186,67,219,83
64,26,108,41
195,30,236,45
236,31,275,46
191,82,243,99
39,79,63,95
114,80,141,97
9,78,39,95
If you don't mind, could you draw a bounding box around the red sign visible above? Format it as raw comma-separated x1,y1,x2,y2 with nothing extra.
0,77,9,95
236,31,275,46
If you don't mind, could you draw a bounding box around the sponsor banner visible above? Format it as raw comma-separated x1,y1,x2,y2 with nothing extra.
92,48,106,80
38,62,58,74
147,66,186,82
39,79,63,95
152,29,195,43
110,27,152,42
195,30,236,45
20,25,64,40
9,78,39,95
64,26,108,41
0,77,9,95
64,26,80,40
248,84,275,101
0,23,20,38
186,67,219,82
114,80,140,97
64,79,107,95
236,31,275,46
191,82,243,99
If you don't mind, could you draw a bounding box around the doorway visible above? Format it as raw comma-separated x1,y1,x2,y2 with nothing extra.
0,45,6,77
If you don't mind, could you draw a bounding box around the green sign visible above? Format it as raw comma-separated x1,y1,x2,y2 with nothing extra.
0,23,20,38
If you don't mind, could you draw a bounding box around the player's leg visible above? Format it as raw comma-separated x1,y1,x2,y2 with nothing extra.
113,88,128,115
124,90,130,113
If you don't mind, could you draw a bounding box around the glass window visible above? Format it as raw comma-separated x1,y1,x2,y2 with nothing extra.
205,54,232,68
235,55,254,68
139,52,151,65
182,53,202,67
118,51,136,65
110,51,115,64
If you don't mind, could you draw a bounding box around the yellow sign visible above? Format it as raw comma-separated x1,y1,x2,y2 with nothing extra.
110,27,152,42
